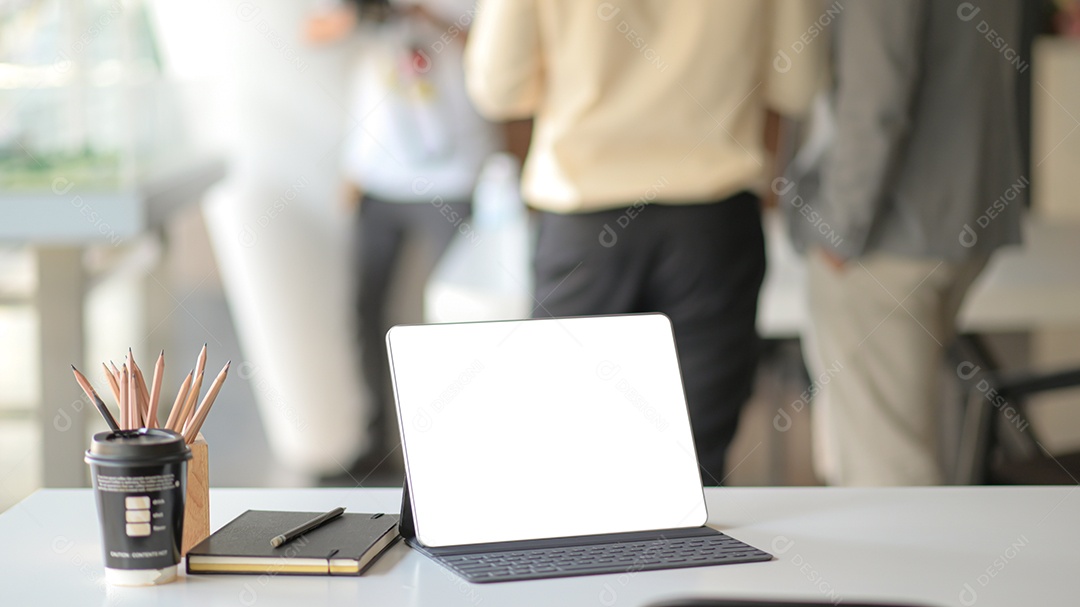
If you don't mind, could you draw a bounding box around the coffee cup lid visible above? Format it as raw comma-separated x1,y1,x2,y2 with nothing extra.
86,429,192,466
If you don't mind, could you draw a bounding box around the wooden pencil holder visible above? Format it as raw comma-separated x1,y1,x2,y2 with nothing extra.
182,434,210,556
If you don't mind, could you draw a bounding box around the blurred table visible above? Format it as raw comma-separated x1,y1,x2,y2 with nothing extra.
758,210,1080,338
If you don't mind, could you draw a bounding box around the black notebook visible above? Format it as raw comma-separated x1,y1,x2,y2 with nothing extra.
186,510,399,576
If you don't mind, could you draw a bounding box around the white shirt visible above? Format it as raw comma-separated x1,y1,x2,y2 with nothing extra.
342,1,499,203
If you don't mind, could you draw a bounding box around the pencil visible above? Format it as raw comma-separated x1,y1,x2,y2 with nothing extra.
133,359,150,428
178,367,203,432
179,344,208,433
195,344,207,379
127,351,137,429
137,372,148,428
119,364,129,430
109,361,125,425
183,361,229,443
147,350,164,429
179,370,203,434
102,362,121,406
164,371,193,432
71,365,120,432
270,507,345,548
130,349,150,425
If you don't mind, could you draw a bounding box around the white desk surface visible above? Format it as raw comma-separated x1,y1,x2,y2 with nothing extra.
3,486,1077,606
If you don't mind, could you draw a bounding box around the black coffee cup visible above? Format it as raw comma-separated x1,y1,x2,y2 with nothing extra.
85,428,192,585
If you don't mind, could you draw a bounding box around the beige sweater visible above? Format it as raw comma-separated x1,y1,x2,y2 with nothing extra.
465,0,825,213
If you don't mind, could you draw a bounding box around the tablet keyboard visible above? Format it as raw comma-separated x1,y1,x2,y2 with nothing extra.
437,532,772,583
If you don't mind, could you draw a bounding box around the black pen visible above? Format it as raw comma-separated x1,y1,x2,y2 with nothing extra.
270,507,345,548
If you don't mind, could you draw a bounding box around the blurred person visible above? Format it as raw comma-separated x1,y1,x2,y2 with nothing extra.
782,1,1026,486
465,0,822,484
307,0,499,478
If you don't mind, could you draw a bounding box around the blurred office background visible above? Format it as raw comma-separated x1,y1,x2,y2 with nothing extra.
3,0,1080,511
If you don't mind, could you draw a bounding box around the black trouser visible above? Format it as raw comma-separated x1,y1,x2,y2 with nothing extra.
532,192,765,485
357,195,471,460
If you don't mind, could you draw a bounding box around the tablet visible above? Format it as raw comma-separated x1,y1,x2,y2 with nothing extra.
387,313,708,548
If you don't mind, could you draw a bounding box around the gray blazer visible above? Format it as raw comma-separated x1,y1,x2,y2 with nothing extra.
783,0,1025,261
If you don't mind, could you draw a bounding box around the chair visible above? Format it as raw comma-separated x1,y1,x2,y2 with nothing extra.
951,333,1080,485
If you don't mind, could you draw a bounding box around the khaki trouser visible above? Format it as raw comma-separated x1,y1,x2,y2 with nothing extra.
803,250,988,486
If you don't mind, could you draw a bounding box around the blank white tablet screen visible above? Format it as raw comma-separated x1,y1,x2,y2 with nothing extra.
387,314,708,548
